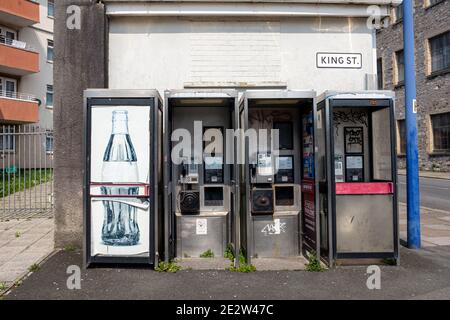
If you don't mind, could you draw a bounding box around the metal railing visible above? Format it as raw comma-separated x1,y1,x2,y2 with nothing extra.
0,91,37,102
0,35,37,53
1,125,54,220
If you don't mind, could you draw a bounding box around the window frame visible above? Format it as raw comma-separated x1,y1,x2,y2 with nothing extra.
46,132,54,154
377,58,384,89
427,31,450,76
393,4,403,24
0,126,16,152
48,0,55,18
431,112,450,154
47,39,54,63
46,84,53,109
0,76,17,98
394,49,405,86
397,119,406,155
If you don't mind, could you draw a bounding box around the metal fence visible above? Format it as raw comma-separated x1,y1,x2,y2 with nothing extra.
0,125,54,220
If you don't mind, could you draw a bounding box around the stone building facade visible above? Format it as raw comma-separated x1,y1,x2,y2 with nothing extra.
377,0,450,172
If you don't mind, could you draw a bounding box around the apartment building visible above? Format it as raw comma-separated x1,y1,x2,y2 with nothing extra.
377,0,450,171
0,0,54,166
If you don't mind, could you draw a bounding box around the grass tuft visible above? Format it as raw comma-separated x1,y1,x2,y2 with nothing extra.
155,261,181,273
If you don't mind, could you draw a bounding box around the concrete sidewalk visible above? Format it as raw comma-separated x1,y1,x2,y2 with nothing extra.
399,203,450,246
398,169,450,180
4,245,450,300
0,218,54,293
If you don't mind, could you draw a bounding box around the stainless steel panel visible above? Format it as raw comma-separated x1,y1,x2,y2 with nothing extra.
252,214,299,258
176,214,228,258
336,194,394,253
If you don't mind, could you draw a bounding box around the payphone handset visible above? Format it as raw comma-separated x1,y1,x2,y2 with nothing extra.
179,157,199,184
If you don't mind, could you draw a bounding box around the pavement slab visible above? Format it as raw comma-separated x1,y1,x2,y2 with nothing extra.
0,218,54,289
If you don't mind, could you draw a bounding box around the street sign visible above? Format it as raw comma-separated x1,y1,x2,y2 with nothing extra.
317,53,362,69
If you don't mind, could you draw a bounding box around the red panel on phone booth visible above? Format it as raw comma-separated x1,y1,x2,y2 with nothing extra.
336,182,394,195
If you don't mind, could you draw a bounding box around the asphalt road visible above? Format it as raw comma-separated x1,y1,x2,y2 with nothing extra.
398,175,450,212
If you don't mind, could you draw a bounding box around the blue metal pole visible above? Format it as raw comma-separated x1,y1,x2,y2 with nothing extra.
403,0,421,248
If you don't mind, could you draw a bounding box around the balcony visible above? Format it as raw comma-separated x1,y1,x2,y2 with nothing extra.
0,36,39,76
0,0,40,27
0,91,39,124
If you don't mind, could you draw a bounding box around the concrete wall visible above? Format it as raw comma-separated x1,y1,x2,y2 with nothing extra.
108,16,375,93
377,0,450,172
54,1,106,248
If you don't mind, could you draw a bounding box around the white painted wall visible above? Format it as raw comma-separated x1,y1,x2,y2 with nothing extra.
109,16,375,93
19,0,54,129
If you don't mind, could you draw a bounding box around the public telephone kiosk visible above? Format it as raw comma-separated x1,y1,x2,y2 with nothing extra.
83,89,163,267
164,90,239,266
239,90,320,267
316,91,399,266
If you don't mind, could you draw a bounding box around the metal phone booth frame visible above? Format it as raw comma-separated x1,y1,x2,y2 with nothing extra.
239,90,321,265
317,91,399,267
83,89,163,267
163,90,240,265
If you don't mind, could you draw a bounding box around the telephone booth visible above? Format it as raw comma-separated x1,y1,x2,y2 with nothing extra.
239,90,320,269
163,90,240,268
316,91,399,266
83,89,163,267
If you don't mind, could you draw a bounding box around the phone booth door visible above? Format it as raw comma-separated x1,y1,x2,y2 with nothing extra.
301,101,324,262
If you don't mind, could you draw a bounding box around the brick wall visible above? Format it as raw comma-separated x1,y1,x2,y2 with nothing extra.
377,0,450,172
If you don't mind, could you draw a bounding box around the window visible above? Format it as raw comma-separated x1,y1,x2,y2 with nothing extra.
395,50,405,84
395,4,403,22
0,127,15,152
0,27,17,45
431,112,450,153
0,77,17,98
47,39,54,62
46,132,54,153
377,58,383,89
46,85,53,108
429,32,450,74
48,0,55,18
398,120,406,154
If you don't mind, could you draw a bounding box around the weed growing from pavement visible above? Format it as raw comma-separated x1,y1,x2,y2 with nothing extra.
305,251,324,272
155,261,181,273
64,244,77,252
224,243,234,260
225,248,256,273
28,264,40,272
382,258,397,266
15,231,21,238
0,282,6,291
200,249,214,258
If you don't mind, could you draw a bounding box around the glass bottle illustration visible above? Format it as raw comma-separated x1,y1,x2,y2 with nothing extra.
101,110,140,246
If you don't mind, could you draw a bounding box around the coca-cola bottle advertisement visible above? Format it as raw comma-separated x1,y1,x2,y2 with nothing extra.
89,106,150,257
